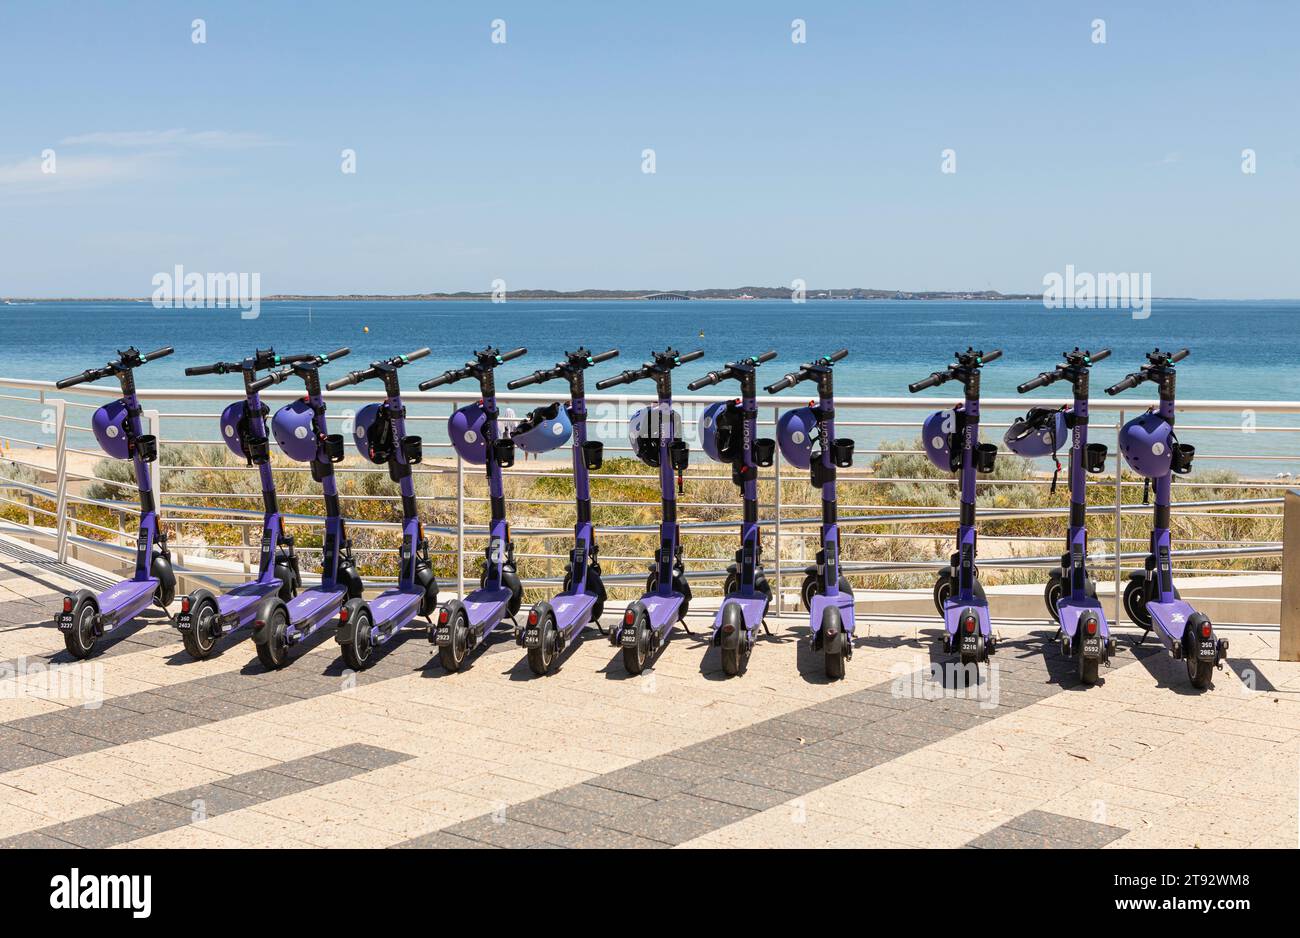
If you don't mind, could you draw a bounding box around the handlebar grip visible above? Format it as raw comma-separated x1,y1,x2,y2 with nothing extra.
249,371,285,393
756,350,778,364
982,349,1002,363
419,371,455,391
908,372,944,393
403,347,431,363
500,347,527,362
828,348,848,363
595,370,636,391
1017,372,1054,394
591,348,620,364
325,371,364,391
506,370,548,390
679,349,705,364
687,372,720,391
323,347,350,362
55,371,93,390
1090,348,1112,363
1105,374,1141,395
143,346,174,362
764,374,797,394
1171,348,1190,363
184,363,220,376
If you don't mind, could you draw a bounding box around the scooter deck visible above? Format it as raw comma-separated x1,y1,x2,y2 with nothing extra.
641,592,685,635
714,594,768,633
809,591,855,635
462,586,514,631
287,587,347,635
1057,595,1108,640
217,579,282,624
549,590,598,636
96,577,160,626
369,587,425,635
943,596,991,638
1147,598,1199,648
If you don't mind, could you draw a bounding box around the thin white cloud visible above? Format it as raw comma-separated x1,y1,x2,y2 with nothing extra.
60,129,274,149
0,153,150,189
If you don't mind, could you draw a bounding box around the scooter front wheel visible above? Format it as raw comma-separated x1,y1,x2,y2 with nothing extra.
824,647,846,680
934,572,986,615
255,607,291,670
63,601,98,659
181,597,219,660
438,608,471,673
340,607,375,672
1044,575,1063,623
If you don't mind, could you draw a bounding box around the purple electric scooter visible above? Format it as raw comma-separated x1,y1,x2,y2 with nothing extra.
55,346,177,659
422,347,528,673
174,348,312,660
1008,348,1118,684
327,348,440,670
691,350,778,677
1106,348,1228,689
768,350,857,680
508,347,619,676
598,347,704,675
909,347,1002,674
248,348,365,670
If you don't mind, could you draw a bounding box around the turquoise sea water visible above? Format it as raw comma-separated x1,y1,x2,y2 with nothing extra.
1,299,1296,475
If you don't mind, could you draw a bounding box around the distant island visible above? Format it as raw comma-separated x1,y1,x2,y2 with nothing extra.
3,287,1042,302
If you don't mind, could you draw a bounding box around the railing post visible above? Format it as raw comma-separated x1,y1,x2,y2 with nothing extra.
1281,489,1300,661
53,399,69,562
772,404,782,617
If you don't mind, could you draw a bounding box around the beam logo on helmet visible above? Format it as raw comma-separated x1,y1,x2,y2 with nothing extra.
91,399,132,459
512,402,572,454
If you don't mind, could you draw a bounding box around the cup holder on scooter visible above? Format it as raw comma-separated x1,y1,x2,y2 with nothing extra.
831,438,855,468
133,434,159,463
323,434,346,463
493,438,516,468
753,438,776,468
1171,442,1195,474
1085,442,1108,474
669,440,690,471
975,442,998,474
582,440,604,471
402,436,424,465
246,437,271,465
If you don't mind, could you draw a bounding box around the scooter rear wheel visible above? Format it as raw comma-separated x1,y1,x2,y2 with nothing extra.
526,613,558,676
622,614,649,675
181,597,219,660
63,602,98,660
1186,655,1213,689
825,647,846,680
438,608,471,673
255,607,291,670
1078,652,1100,685
340,607,375,671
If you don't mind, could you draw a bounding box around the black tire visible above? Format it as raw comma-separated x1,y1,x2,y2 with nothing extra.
502,567,523,617
275,562,299,602
622,614,648,675
62,602,98,659
1187,654,1213,689
337,561,365,600
1123,574,1151,628
526,614,558,676
723,571,739,596
255,606,290,670
340,607,375,671
1078,652,1100,685
934,573,986,614
151,556,176,608
721,643,743,677
825,647,846,680
438,608,470,673
181,598,219,660
1044,575,1063,623
801,573,818,611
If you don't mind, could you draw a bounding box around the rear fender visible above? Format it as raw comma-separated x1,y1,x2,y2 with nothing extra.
820,605,844,656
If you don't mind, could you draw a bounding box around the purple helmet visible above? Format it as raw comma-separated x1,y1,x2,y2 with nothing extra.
352,402,394,464
1119,411,1175,478
628,406,681,466
219,400,261,461
449,402,489,465
1004,407,1068,459
512,402,572,454
271,399,321,463
91,400,131,460
699,400,741,463
776,406,817,469
922,408,961,472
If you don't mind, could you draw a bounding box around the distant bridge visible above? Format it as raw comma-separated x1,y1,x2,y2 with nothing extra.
639,292,691,301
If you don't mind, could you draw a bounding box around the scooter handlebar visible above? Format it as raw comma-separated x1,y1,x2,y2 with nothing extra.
1017,371,1058,394
1105,373,1142,396
764,373,799,394
325,371,368,391
419,368,466,391
321,347,350,363
55,369,100,389
1170,348,1190,363
499,347,527,363
402,347,431,363
981,349,1002,364
506,368,557,390
1090,348,1112,363
595,369,641,391
678,349,705,364
828,348,849,363
142,346,174,363
908,372,947,393
687,371,723,391
590,348,620,364
249,369,290,393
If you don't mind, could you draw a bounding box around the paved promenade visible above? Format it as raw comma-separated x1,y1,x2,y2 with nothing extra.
0,540,1295,850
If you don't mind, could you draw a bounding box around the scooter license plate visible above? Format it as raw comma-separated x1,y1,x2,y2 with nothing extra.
522,626,541,648
1082,636,1102,658
56,612,75,632
434,624,452,645
620,628,640,648
176,611,193,631
959,634,979,654
1198,639,1217,660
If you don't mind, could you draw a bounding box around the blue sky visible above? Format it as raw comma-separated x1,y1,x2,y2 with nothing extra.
1,1,1297,297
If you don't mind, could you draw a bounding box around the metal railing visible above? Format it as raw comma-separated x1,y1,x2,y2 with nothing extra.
0,376,1291,629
